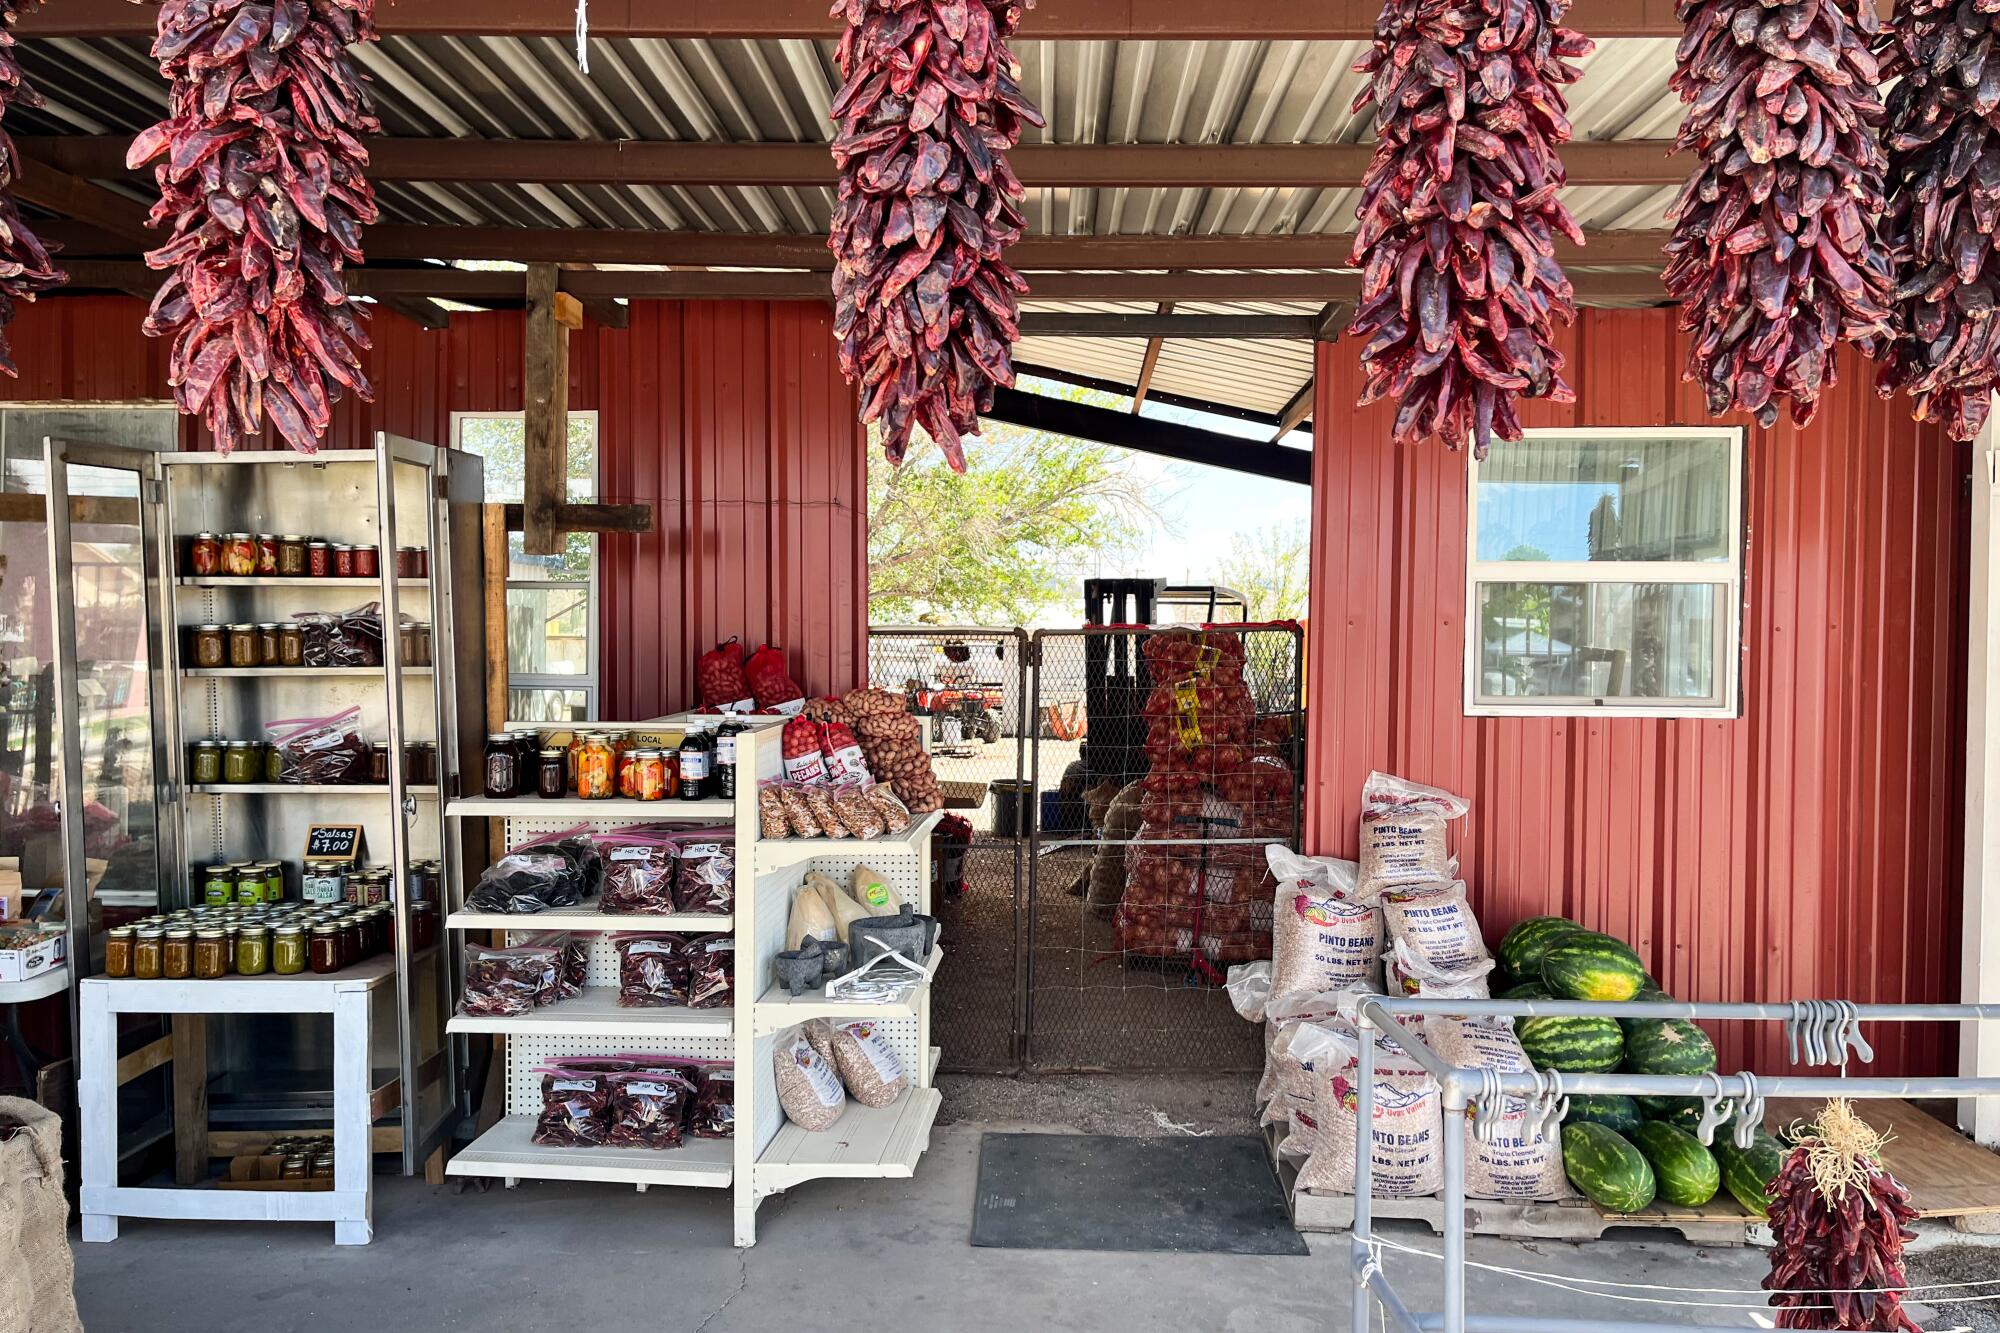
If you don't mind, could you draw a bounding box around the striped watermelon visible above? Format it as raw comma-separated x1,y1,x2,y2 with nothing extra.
1497,916,1580,980
1565,1094,1644,1135
1500,979,1553,1000
1623,1020,1717,1077
1518,1014,1624,1072
1714,1132,1787,1218
1542,934,1647,1003
1619,982,1674,1034
1562,1122,1656,1213
1636,1094,1702,1122
1629,1120,1721,1207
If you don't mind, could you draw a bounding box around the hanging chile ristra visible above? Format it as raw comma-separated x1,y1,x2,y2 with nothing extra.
828,0,1044,471
1875,0,2000,440
1347,0,1594,455
1664,0,1894,429
0,1,66,372
128,0,381,453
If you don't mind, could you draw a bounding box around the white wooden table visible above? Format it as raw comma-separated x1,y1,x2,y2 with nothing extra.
78,955,395,1245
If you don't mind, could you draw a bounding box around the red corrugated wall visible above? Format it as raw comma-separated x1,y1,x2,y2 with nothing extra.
1308,306,1971,1077
0,295,867,719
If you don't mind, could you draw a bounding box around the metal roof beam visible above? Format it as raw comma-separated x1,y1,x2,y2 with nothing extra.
985,385,1311,485
17,0,1688,39
21,136,1685,188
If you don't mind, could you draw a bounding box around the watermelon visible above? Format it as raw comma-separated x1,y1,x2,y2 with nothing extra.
1714,1132,1787,1218
1565,1094,1644,1135
1500,979,1553,1000
1562,1122,1657,1213
1628,1120,1721,1207
1542,935,1647,1003
1619,982,1674,1034
1518,1014,1624,1072
1497,916,1580,980
1623,1020,1718,1077
1636,1093,1702,1122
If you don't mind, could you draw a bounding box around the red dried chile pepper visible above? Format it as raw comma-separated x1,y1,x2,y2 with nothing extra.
1348,0,1593,455
828,0,1044,472
1875,0,2000,440
129,0,380,453
1665,0,1894,429
0,1,64,374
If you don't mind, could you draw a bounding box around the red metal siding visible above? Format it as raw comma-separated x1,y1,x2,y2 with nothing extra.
0,296,865,719
1307,307,1972,1077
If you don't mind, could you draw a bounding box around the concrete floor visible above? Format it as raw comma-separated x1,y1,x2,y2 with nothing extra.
75,1116,1971,1333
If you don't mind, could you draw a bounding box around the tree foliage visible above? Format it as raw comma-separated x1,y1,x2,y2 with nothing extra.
1211,518,1311,622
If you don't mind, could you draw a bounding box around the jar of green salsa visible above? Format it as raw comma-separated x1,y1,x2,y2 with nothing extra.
237,925,270,976
272,924,307,975
203,864,235,906
222,741,260,785
190,740,224,786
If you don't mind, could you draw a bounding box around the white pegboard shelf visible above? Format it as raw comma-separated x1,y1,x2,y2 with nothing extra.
447,1115,732,1188
754,809,943,869
446,796,734,819
446,989,732,1038
752,948,941,1033
754,1085,942,1192
447,905,733,933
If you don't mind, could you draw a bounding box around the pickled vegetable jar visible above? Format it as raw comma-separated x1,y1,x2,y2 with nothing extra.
202,863,234,905
279,622,304,667
226,624,259,668
223,533,257,576
632,749,668,801
190,532,221,576
255,534,279,576
191,624,226,668
576,735,615,799
277,535,308,577
223,741,261,785
190,740,224,786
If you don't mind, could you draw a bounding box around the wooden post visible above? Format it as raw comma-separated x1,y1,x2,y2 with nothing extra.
522,262,580,557
170,1014,208,1185
482,502,510,863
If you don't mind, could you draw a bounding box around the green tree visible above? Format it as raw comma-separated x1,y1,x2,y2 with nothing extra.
868,416,1158,624
456,413,597,580
1211,519,1311,621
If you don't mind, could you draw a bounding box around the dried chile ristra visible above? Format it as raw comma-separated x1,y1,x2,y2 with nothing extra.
1876,0,2000,440
828,0,1044,471
0,0,66,372
1762,1145,1922,1332
129,0,380,453
1348,0,1594,455
1665,0,1894,429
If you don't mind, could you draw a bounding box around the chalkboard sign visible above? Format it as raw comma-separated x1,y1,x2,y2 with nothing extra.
304,825,366,863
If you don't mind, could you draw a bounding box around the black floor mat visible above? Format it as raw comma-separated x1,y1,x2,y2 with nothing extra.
970,1132,1309,1255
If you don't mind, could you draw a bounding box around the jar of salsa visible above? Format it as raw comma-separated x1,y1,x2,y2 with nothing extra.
332,544,356,578
279,622,304,667
512,731,539,781
163,927,194,980
237,866,266,905
369,742,391,786
576,734,615,800
104,927,134,978
227,623,260,668
483,733,518,798
190,740,224,786
395,547,423,578
338,915,362,968
273,924,307,975
223,740,261,785
259,860,285,902
412,900,438,951
353,545,379,579
307,541,332,578
237,925,270,976
255,534,280,576
398,622,420,667
223,533,257,576
190,532,221,576
133,927,164,980
257,623,282,666
537,748,566,799
632,749,668,801
310,923,341,974
277,535,308,577
406,742,436,786
191,624,226,668
193,929,228,980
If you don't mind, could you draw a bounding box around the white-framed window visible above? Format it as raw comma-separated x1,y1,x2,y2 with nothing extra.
1465,426,1744,719
450,410,599,723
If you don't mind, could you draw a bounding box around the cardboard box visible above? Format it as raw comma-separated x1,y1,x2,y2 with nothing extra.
0,927,66,983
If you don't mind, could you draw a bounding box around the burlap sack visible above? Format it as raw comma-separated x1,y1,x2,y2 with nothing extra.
0,1096,82,1333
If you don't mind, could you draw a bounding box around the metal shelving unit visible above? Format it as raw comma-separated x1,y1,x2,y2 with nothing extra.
442,717,942,1245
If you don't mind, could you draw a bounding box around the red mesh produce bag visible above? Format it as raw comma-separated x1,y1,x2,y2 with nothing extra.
782,716,829,784
1876,0,2000,440
1664,0,1893,428
697,637,754,711
131,0,381,452
827,0,1045,470
745,643,807,715
1348,0,1594,453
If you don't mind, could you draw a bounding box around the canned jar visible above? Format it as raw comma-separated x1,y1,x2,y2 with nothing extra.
395,546,423,578
307,541,332,578
352,545,379,579
405,742,436,787
576,735,615,800
163,928,194,981
237,866,267,906
227,623,260,669
193,929,228,980
265,742,286,783
279,622,304,667
310,923,341,974
255,534,279,576
277,535,308,577
483,733,518,799
369,742,391,786
104,927,134,979
332,544,355,578
633,749,668,801
412,900,438,951
537,748,567,799
190,740,224,786
260,861,285,902
202,863,234,905
273,924,307,975
223,533,257,577
223,741,261,785
190,532,221,576
237,925,270,976
133,928,164,980
191,624,226,669
257,623,282,666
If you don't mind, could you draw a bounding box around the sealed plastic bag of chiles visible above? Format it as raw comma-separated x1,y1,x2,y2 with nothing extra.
265,706,368,785
294,604,384,668
1266,846,1381,1000
1427,1017,1567,1201
1380,880,1489,972
615,935,691,1008
606,1066,699,1149
680,933,734,1009
516,931,587,1001
532,1058,634,1147
461,944,561,1018
775,1025,846,1130
466,825,603,914
690,1068,735,1139
673,834,735,915
596,825,679,914
697,636,754,712
1359,771,1470,887
745,643,807,715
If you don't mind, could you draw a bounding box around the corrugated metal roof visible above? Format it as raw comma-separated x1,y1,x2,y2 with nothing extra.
14,33,1687,424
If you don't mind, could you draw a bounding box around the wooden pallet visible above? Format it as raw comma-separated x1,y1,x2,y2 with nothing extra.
1763,1098,2000,1223
1266,1124,1767,1245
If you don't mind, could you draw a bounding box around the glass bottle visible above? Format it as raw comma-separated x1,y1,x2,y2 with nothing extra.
483,733,518,799
679,725,710,801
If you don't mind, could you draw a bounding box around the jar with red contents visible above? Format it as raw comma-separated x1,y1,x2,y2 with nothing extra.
222,533,257,577
190,532,221,576
332,544,355,578
255,534,280,575
353,545,380,579
307,541,332,577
